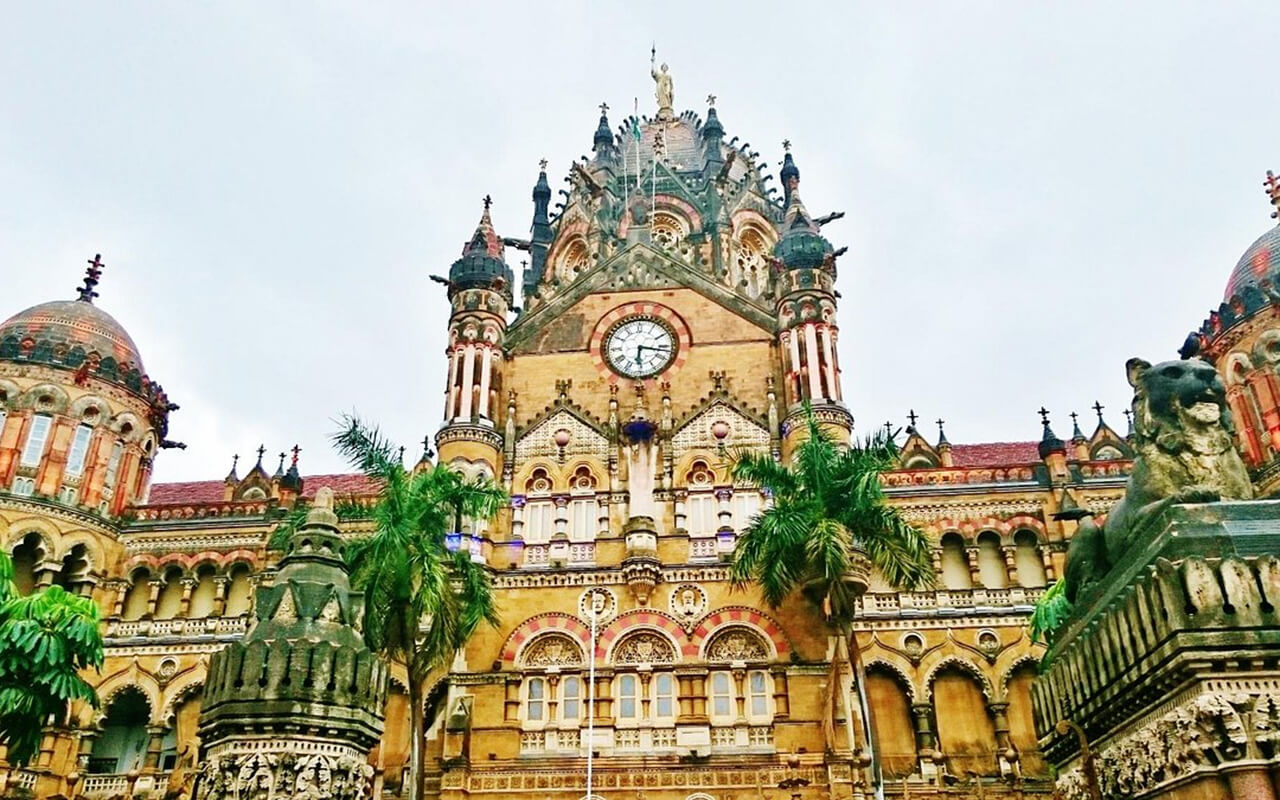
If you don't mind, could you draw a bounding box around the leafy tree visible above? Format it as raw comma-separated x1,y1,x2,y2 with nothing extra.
332,415,505,800
728,409,933,800
0,551,103,765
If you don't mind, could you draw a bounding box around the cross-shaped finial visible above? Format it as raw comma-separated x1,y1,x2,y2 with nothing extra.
782,139,791,153
77,253,105,303
1069,411,1078,425
290,444,301,467
599,101,609,116
539,158,548,171
1038,407,1051,426
936,418,945,432
277,452,286,471
1093,401,1105,423
884,421,893,439
398,445,406,464
1124,408,1133,425
256,445,266,464
907,409,918,428
1266,170,1280,220
706,94,716,107
230,453,239,473
483,194,492,211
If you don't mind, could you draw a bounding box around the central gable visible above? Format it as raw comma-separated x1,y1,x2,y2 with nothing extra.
508,243,774,352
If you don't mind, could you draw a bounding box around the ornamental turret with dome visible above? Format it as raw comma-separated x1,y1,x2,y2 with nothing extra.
0,256,177,516
1187,171,1280,494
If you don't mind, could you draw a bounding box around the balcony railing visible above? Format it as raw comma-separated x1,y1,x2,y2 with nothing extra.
855,586,1045,616
105,616,249,639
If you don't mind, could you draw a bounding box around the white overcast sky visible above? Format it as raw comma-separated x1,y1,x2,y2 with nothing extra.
2,2,1277,483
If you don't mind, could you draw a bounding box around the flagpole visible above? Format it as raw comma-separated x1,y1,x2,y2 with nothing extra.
585,593,598,800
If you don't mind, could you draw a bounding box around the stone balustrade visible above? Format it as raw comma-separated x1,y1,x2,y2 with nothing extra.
856,586,1044,617
104,615,248,641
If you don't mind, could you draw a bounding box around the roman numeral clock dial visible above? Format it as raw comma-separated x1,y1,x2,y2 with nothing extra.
603,316,676,378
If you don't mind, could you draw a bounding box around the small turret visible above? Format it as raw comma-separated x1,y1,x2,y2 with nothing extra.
449,196,514,304
525,160,554,305
702,96,725,175
1038,408,1069,482
593,103,619,167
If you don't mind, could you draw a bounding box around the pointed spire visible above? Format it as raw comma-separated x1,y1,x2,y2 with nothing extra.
936,418,950,447
77,254,105,303
593,102,618,165
254,445,266,471
273,451,286,479
1038,407,1066,458
780,141,799,207
1092,400,1107,431
224,453,240,483
418,435,434,466
906,409,919,434
702,94,724,174
1070,411,1085,442
1265,169,1280,223
451,196,512,300
281,445,302,491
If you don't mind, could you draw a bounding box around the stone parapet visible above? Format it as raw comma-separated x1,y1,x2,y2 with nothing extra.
1034,500,1280,798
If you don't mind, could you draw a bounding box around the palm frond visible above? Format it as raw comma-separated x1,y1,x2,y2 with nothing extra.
1029,579,1073,645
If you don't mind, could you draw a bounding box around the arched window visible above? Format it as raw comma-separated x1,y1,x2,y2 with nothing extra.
932,666,997,777
122,569,152,620
1013,530,1047,588
868,666,917,778
89,688,150,774
734,227,770,298
526,677,547,722
1006,662,1047,777
567,467,598,542
11,533,45,596
65,423,94,478
616,674,639,720
709,672,734,722
652,673,675,720
20,414,52,467
975,532,1007,589
187,565,218,618
153,568,184,620
54,543,91,593
561,676,582,721
523,468,555,544
223,564,253,617
558,238,591,282
939,533,972,590
651,212,687,248
102,440,124,494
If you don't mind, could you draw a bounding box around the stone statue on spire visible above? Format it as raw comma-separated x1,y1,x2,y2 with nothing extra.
651,45,674,121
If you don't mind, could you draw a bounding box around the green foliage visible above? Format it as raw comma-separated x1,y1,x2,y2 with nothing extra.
331,414,505,683
266,497,371,552
0,551,104,765
1029,578,1074,646
729,407,934,623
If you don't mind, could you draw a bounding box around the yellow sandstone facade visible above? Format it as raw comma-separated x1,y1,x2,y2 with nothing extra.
5,73,1276,800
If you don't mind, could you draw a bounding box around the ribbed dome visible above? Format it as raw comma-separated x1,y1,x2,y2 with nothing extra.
1224,224,1280,301
449,200,514,301
0,298,145,372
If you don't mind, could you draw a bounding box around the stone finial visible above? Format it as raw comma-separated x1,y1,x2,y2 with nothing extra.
77,254,105,303
1265,170,1280,221
307,487,339,528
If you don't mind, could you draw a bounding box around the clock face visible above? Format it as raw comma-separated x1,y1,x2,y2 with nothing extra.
604,316,677,378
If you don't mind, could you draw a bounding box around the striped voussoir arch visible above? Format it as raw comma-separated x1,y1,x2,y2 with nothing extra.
595,610,695,660
500,613,591,668
690,607,791,658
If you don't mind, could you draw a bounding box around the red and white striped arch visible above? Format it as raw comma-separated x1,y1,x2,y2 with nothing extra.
588,301,692,387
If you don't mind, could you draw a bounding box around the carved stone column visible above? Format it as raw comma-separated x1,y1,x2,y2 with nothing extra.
965,547,982,587
211,576,230,617
143,725,166,770
145,579,163,618
177,577,197,617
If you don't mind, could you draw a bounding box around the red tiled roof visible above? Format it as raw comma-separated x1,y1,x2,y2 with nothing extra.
948,441,1040,467
145,472,379,506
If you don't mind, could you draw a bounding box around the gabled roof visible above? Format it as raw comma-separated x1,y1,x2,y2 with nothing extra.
146,473,379,506
948,441,1040,467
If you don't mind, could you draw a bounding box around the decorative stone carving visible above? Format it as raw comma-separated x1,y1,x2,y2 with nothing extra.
578,587,617,624
1055,689,1280,799
522,633,584,668
668,583,707,630
516,409,610,463
1065,358,1253,601
612,631,677,665
193,747,374,800
671,400,769,458
705,627,769,662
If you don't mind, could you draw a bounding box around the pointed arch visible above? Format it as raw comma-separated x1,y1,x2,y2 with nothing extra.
922,655,993,701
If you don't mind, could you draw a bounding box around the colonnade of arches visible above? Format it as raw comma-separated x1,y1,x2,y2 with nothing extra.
114,562,254,621
934,529,1050,591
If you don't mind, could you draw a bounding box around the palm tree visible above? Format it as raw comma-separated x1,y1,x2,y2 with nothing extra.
332,414,507,800
729,409,933,800
0,550,104,765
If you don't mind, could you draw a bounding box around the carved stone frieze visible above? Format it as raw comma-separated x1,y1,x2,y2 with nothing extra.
194,743,375,800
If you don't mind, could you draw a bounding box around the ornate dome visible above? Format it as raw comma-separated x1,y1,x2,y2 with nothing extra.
1223,224,1280,301
449,198,514,301
0,297,145,373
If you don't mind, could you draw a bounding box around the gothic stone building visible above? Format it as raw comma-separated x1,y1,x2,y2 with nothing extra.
3,75,1278,800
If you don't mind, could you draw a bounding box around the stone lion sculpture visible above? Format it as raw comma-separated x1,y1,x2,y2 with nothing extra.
1064,357,1253,602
